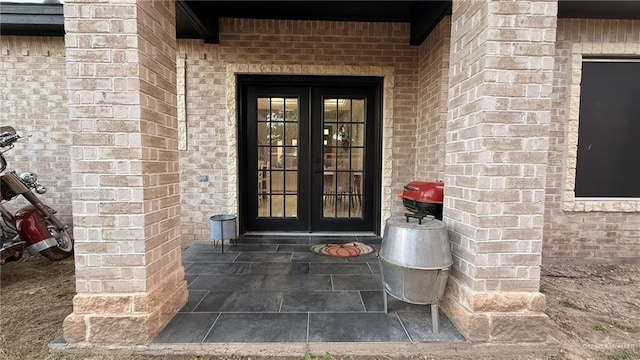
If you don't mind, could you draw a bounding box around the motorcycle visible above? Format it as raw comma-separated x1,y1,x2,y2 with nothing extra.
0,126,73,263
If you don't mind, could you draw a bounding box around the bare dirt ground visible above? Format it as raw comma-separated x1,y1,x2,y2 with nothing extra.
540,264,639,360
1,256,638,360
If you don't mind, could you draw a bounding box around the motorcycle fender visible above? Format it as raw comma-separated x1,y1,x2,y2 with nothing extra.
14,205,56,252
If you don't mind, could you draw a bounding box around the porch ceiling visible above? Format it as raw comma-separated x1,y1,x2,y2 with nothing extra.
1,1,640,45
175,1,452,45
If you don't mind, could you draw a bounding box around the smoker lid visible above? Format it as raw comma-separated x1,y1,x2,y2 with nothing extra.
402,181,444,204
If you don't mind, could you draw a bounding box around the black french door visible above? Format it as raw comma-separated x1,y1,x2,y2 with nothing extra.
239,76,382,233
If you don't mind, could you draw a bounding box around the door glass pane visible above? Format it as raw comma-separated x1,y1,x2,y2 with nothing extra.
352,99,365,122
322,97,364,219
257,97,299,219
271,169,283,188
324,99,338,121
351,124,365,146
284,170,297,193
271,195,284,217
285,195,297,217
257,123,270,145
284,123,296,145
351,148,364,171
270,97,285,117
257,98,270,120
285,99,298,122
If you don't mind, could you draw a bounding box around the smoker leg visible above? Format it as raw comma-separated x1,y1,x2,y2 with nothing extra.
431,303,439,334
220,221,224,254
378,255,388,313
383,290,388,313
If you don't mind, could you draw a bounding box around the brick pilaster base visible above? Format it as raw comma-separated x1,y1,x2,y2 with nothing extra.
63,268,188,344
441,277,550,342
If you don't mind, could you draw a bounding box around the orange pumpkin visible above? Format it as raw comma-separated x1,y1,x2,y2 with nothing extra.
344,242,374,255
310,244,331,256
325,244,361,258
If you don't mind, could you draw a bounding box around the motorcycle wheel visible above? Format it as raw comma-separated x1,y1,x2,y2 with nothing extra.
39,220,74,261
1,230,23,262
5,248,23,262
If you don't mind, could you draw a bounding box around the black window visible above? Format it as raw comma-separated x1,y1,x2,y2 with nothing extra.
575,60,640,198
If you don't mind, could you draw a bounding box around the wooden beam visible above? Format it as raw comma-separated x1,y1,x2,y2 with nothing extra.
175,0,219,44
409,1,451,46
0,3,64,36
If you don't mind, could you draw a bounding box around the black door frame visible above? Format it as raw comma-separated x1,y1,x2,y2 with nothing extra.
237,75,383,235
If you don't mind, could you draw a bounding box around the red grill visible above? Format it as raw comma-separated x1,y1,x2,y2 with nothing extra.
401,181,444,222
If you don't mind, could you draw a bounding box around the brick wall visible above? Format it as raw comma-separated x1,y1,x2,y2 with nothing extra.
439,0,558,342
0,37,71,224
174,43,229,243
445,0,557,292
543,19,640,262
176,19,419,243
416,17,451,181
62,0,186,344
136,0,183,294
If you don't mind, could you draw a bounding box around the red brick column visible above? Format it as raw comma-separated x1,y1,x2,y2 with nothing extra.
62,0,187,344
442,0,558,342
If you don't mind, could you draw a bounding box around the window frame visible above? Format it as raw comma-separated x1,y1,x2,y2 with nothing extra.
563,48,640,212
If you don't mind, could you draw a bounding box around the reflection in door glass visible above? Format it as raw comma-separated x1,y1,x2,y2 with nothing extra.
322,98,364,219
257,97,298,218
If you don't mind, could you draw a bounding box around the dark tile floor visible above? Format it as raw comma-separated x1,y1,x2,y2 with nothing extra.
153,235,465,344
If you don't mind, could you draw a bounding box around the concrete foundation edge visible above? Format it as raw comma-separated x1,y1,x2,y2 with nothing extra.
49,339,561,358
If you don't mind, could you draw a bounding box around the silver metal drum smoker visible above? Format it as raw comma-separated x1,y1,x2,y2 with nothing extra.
379,216,452,333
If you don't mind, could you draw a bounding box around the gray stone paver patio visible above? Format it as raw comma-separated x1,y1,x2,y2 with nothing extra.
153,235,465,343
